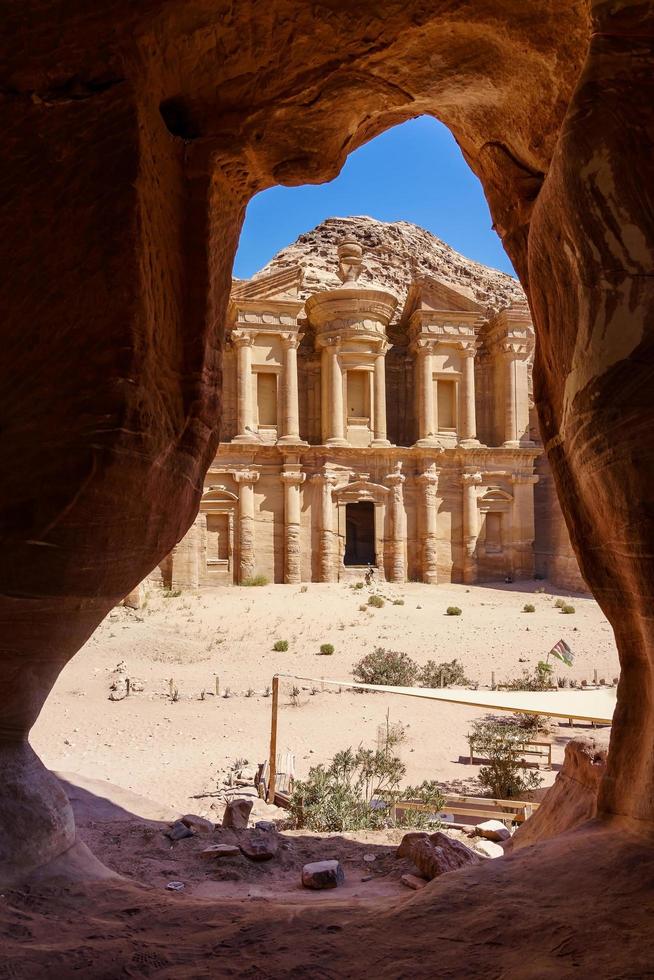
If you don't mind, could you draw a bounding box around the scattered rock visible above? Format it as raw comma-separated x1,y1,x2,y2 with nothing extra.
200,844,241,859
108,679,128,701
363,853,376,864
254,820,277,833
361,874,374,882
239,834,278,862
222,799,253,829
181,813,214,834
302,860,345,890
473,839,505,859
401,873,428,890
165,881,185,891
397,832,482,880
166,820,195,841
475,820,511,843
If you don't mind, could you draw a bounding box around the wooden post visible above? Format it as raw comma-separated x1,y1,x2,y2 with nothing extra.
267,675,280,804
126,677,131,697
491,671,496,690
169,678,174,697
593,668,598,685
215,676,220,697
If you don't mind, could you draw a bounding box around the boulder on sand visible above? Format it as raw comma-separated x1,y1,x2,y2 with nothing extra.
397,832,481,880
239,833,278,862
302,860,345,889
222,798,253,829
181,814,215,834
166,820,194,841
475,820,511,843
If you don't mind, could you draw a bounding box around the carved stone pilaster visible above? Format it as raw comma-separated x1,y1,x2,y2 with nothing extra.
281,470,305,584
461,471,483,584
311,472,339,582
386,463,406,583
233,469,259,583
416,463,439,584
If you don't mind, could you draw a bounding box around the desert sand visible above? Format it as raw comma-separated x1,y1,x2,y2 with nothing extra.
32,579,617,821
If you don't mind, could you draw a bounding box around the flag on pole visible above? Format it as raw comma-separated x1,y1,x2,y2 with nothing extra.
549,638,574,667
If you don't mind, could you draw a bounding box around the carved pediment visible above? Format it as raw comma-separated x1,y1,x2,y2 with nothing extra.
402,275,483,322
231,266,303,303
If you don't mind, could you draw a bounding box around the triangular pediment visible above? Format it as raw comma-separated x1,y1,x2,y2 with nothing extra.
401,276,483,321
231,266,303,303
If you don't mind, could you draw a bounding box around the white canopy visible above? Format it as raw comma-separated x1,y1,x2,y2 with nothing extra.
277,674,616,724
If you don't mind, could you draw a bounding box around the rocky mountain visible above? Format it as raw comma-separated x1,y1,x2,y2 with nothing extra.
250,215,525,319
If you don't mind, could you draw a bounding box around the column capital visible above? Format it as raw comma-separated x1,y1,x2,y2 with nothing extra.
511,473,539,485
232,469,259,485
318,334,342,350
412,338,436,356
416,463,439,487
310,471,340,488
280,331,303,350
462,471,483,486
231,328,255,348
385,461,405,487
280,470,306,486
460,343,477,358
375,339,391,356
501,341,529,360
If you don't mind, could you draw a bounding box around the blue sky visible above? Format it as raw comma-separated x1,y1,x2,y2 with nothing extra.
233,115,515,279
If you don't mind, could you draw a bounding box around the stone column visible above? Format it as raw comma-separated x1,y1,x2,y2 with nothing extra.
281,469,305,584
372,343,390,446
511,473,538,578
326,341,346,446
386,465,406,583
279,333,302,444
232,330,256,443
460,347,479,446
503,349,519,447
312,472,338,582
415,342,436,445
234,470,259,582
462,472,483,584
417,463,439,584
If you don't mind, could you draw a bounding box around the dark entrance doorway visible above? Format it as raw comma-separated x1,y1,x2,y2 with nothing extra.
344,501,375,566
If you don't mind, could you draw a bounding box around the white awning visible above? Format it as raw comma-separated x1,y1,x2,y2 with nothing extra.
277,674,616,724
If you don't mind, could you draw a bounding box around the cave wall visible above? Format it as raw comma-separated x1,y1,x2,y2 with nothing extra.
3,0,654,880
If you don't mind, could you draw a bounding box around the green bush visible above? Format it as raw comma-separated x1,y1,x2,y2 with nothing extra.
273,639,289,652
561,603,576,614
446,606,462,616
242,574,268,587
319,643,334,656
504,661,554,691
353,647,419,687
468,719,543,799
368,594,385,608
162,589,181,599
523,603,536,613
352,581,364,590
554,598,565,608
420,658,471,688
392,598,405,606
290,730,444,832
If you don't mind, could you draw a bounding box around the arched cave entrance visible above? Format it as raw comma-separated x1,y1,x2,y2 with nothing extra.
2,1,654,973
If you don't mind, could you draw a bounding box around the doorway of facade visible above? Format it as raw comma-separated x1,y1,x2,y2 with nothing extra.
344,501,375,566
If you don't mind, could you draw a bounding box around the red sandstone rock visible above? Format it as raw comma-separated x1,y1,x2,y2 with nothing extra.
507,738,608,853
222,799,253,830
397,832,482,880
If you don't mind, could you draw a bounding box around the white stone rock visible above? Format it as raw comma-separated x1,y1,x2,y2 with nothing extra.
476,819,511,842
302,860,345,889
474,839,505,859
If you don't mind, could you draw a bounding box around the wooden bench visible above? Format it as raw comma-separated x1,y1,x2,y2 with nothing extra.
390,793,539,826
468,737,552,769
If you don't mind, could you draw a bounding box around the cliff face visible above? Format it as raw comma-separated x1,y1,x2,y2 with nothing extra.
250,215,525,317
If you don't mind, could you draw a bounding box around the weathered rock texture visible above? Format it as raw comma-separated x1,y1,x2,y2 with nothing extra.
252,216,525,313
507,738,608,853
397,831,482,879
0,0,652,910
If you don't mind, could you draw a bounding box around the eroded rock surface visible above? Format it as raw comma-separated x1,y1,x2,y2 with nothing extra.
397,831,482,879
507,738,608,853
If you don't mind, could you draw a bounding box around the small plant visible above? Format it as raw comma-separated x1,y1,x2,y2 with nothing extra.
290,684,301,707
319,643,335,656
420,659,471,688
171,686,180,702
523,603,536,613
353,647,419,687
300,584,308,593
241,574,268,587
163,589,182,599
359,604,368,612
392,598,405,606
273,639,289,652
468,719,543,799
554,598,565,608
264,685,271,697
446,606,462,616
352,581,364,590
368,594,385,608
503,662,554,691
245,687,255,698
561,603,576,614
223,686,231,698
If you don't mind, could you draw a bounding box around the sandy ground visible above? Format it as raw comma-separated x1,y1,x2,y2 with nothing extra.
31,579,618,819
